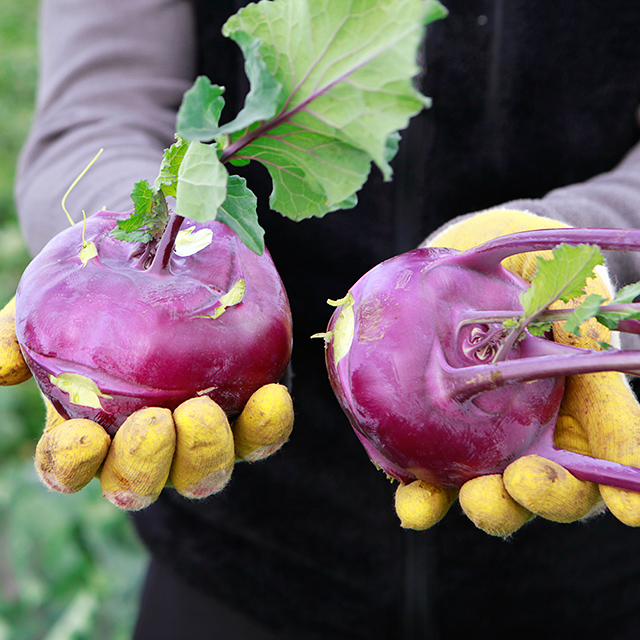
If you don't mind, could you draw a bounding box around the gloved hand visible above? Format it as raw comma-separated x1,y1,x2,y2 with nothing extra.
0,296,294,511
394,208,640,536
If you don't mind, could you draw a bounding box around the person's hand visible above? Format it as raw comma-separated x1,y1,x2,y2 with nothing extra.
0,296,294,511
394,208,640,536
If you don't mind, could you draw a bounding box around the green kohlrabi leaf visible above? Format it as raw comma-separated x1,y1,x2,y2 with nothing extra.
595,281,640,330
612,281,640,304
596,308,640,331
562,293,606,337
557,280,640,335
129,180,155,219
203,32,284,140
121,0,446,252
243,123,371,220
110,227,154,243
175,141,229,222
177,35,283,143
519,244,604,324
175,78,226,143
111,180,159,243
205,0,447,221
154,137,189,198
526,321,554,337
217,176,264,254
384,132,402,164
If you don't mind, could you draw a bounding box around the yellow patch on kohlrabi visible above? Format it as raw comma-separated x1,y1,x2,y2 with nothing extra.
213,279,246,318
326,294,355,366
195,279,247,320
49,372,112,409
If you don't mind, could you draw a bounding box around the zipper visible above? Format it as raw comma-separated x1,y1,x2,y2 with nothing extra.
485,0,506,174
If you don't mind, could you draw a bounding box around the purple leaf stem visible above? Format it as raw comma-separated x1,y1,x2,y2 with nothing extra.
147,214,185,275
447,346,640,403
461,303,640,334
461,228,640,272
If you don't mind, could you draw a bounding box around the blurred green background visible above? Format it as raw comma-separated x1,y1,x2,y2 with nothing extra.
0,1,148,638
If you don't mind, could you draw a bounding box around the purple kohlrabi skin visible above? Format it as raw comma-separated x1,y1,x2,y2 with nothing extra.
15,210,293,435
325,246,564,488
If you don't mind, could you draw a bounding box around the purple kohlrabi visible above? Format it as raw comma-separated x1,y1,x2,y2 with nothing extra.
325,228,640,490
15,210,293,435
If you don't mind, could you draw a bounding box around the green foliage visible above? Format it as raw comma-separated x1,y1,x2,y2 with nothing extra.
217,176,263,254
116,0,446,255
610,281,640,305
564,281,640,335
174,79,227,143
219,0,437,175
499,244,640,345
497,244,606,358
219,0,442,222
153,138,189,199
520,244,604,324
0,0,39,227
0,465,146,640
174,141,228,222
562,293,607,336
111,181,157,243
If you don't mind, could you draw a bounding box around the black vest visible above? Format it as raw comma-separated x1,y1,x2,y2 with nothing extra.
134,3,640,638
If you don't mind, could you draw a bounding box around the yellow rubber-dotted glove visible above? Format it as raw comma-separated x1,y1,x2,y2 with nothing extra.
395,208,640,536
0,296,294,511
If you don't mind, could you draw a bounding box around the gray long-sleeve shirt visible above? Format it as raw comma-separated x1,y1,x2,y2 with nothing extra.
16,0,194,255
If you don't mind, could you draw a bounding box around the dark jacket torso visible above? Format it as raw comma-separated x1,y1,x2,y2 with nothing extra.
133,3,640,639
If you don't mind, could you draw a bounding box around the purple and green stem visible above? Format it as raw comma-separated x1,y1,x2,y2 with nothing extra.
449,228,640,491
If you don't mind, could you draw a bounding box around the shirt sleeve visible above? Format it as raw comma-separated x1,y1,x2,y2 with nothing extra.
14,0,195,255
506,136,640,289
425,133,640,290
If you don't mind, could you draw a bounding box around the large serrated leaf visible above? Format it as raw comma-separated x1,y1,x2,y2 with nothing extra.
218,0,444,220
244,123,371,220
125,0,445,250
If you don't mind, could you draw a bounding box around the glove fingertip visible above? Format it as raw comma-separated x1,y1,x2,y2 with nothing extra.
101,407,175,511
101,487,157,511
173,466,233,499
459,474,533,537
394,480,456,530
503,455,601,523
170,396,235,498
233,383,294,461
0,297,32,386
35,418,110,493
599,485,640,527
